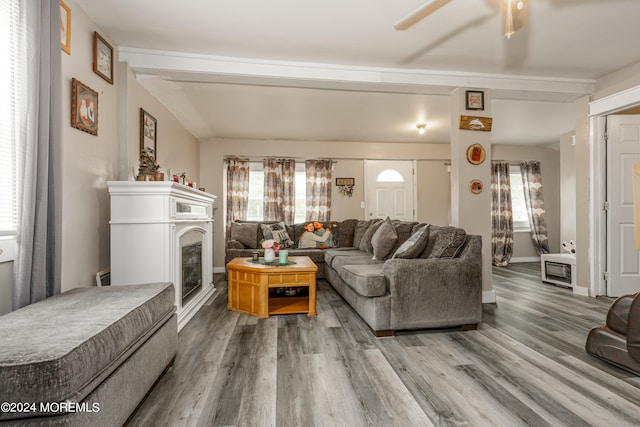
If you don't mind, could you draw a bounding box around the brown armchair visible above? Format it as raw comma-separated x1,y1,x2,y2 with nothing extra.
586,292,640,375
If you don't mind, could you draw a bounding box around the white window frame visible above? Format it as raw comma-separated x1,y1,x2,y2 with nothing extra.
509,165,531,233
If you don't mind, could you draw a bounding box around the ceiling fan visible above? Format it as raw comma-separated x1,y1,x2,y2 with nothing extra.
394,0,526,39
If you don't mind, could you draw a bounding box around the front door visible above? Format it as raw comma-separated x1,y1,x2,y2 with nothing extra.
607,114,640,296
364,160,415,221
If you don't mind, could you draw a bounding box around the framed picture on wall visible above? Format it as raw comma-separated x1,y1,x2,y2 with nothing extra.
465,90,484,111
93,32,113,84
60,0,71,55
140,108,157,161
71,78,98,135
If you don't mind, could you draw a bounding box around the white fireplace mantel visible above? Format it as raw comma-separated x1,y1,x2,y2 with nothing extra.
108,181,217,331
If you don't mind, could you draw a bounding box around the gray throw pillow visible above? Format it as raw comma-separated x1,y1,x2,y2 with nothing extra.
260,222,294,248
422,225,467,259
352,220,372,249
371,217,398,260
229,222,259,249
392,224,430,259
358,219,383,253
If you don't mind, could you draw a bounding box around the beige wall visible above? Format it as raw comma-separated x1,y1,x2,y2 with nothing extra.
560,132,576,244
574,96,591,291
594,61,640,100
200,139,451,269
0,1,202,311
492,145,561,258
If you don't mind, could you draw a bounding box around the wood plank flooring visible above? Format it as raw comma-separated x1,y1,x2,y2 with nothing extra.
126,263,640,426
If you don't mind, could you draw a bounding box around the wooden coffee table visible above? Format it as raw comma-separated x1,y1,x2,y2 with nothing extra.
227,256,318,318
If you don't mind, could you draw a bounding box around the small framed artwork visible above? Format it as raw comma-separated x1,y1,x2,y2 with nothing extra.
336,178,355,186
140,108,157,160
60,0,71,55
466,90,484,111
93,32,113,84
466,143,486,165
469,179,483,194
71,78,98,135
460,115,493,132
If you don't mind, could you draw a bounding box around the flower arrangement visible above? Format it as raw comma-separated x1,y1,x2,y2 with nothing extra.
260,239,280,251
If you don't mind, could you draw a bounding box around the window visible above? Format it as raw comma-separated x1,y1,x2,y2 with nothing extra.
509,166,530,232
246,162,306,223
376,169,404,183
0,0,21,262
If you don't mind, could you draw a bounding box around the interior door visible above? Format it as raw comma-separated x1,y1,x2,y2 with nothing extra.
607,115,640,296
364,160,415,221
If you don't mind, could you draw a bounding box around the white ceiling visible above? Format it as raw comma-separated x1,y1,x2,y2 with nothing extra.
75,0,640,145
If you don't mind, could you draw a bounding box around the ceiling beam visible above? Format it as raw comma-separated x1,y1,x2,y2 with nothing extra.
119,47,594,102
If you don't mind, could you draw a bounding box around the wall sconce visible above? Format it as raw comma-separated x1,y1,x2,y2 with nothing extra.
416,123,427,135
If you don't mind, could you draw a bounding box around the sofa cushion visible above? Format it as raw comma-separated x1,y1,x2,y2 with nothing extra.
337,219,358,247
0,282,175,418
324,248,364,267
358,219,383,253
352,220,372,249
332,254,383,271
229,221,259,249
294,221,338,248
422,225,467,259
371,217,398,260
389,220,419,253
338,264,387,297
261,222,294,248
392,224,430,259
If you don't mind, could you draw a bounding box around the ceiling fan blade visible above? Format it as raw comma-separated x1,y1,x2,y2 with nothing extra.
393,0,453,30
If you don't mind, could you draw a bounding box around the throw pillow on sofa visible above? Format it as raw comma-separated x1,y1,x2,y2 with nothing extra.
294,221,339,248
352,220,372,249
229,222,259,249
260,222,294,248
371,217,398,260
422,225,466,258
392,224,429,259
358,219,383,253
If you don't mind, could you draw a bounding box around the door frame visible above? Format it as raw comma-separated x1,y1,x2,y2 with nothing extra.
363,159,418,221
590,85,640,297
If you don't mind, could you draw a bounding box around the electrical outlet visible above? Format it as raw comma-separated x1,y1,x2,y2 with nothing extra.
360,201,365,208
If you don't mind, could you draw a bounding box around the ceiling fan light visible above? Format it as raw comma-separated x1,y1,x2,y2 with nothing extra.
504,0,515,39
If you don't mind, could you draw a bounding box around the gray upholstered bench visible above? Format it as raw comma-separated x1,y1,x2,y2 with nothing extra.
0,282,177,427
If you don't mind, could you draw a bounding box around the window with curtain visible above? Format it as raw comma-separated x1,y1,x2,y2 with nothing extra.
0,0,22,262
509,165,531,232
246,162,306,223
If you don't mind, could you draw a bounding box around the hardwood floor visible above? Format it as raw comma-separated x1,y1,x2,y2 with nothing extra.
127,263,640,426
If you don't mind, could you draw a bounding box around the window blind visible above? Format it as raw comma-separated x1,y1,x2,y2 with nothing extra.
0,0,21,237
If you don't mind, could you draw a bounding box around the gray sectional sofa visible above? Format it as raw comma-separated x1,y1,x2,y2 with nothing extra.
226,218,483,336
0,282,177,427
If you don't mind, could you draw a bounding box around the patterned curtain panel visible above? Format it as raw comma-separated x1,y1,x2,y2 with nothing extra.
305,159,332,221
491,162,514,266
225,158,250,239
263,158,295,224
520,161,550,254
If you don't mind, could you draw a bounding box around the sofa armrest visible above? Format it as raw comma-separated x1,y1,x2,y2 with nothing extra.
226,240,246,250
382,235,482,330
606,293,636,335
627,293,640,362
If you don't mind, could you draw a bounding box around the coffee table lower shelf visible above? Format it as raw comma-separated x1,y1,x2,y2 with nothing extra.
269,296,310,315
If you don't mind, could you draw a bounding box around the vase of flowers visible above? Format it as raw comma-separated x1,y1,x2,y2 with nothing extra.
261,239,280,263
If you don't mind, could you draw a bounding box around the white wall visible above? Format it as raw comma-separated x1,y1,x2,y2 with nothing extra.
560,132,576,245
200,139,451,269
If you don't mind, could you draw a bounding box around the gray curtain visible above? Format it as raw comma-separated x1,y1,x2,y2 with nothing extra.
520,161,550,254
305,159,332,221
225,158,250,239
14,0,62,309
263,158,295,224
491,162,514,266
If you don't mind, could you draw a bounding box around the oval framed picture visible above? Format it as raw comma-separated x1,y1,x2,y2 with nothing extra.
469,179,483,194
466,143,486,165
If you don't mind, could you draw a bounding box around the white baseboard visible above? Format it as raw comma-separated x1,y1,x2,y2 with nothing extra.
572,286,589,297
510,257,541,263
213,266,226,274
482,290,496,304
